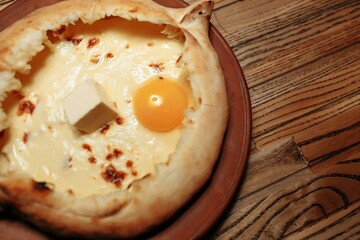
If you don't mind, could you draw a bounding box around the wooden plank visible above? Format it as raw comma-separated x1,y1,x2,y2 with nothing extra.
209,0,349,46
251,43,360,148
211,159,360,239
253,95,359,147
238,138,307,198
235,0,360,87
286,201,360,240
252,68,359,142
249,43,360,109
295,108,360,164
294,106,360,146
311,145,360,174
209,167,313,239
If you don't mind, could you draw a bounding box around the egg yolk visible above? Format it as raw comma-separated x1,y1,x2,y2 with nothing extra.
133,77,188,132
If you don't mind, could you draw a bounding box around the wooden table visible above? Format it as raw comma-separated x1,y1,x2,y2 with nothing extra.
1,0,359,239
198,0,360,239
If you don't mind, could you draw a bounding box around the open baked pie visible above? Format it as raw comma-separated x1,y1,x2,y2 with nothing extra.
0,0,228,237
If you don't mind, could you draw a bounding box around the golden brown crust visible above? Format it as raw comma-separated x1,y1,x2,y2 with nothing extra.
0,0,228,237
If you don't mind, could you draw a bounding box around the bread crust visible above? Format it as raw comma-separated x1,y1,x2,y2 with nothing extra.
0,0,228,237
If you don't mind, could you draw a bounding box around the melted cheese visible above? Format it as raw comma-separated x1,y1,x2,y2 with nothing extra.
0,18,191,198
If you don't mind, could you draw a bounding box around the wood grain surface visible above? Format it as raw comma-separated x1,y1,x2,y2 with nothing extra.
1,0,360,239
202,0,360,239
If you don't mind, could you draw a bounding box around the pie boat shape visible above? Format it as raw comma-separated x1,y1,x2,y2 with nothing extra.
0,0,228,238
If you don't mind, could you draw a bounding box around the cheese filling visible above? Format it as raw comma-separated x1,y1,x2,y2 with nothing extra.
0,18,192,198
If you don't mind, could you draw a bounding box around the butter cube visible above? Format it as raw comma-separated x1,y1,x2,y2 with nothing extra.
62,80,118,133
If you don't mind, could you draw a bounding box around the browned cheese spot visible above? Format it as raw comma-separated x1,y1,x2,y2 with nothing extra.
91,55,101,64
113,148,123,158
115,117,125,125
100,123,111,135
106,52,114,58
17,100,35,116
106,148,123,161
125,160,137,176
149,63,165,73
87,38,100,48
126,160,133,168
101,164,127,187
82,143,92,152
131,170,138,177
22,132,29,143
88,156,97,164
68,37,83,45
106,153,113,161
